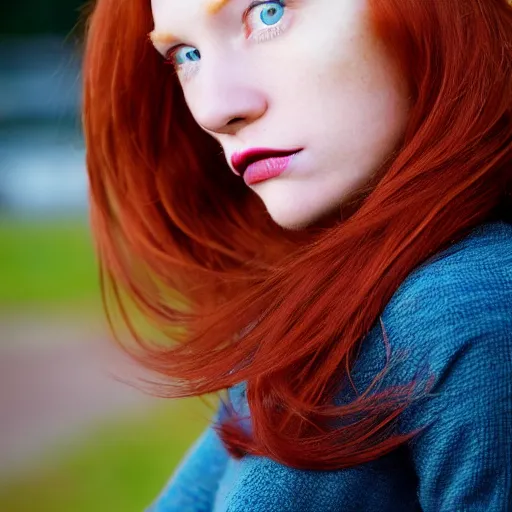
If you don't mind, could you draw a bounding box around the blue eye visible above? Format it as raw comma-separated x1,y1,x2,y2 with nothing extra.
245,1,287,40
166,0,287,75
174,46,201,65
259,2,285,26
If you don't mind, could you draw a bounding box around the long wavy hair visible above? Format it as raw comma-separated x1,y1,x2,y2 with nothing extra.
82,0,512,470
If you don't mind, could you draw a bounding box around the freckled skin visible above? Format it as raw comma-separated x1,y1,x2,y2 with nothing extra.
151,0,410,230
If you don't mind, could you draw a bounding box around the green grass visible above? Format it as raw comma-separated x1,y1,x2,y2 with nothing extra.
0,218,100,311
0,399,213,512
0,219,216,511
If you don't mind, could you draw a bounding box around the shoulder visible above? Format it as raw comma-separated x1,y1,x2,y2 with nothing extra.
383,220,512,355
390,219,512,314
380,221,512,511
353,220,512,389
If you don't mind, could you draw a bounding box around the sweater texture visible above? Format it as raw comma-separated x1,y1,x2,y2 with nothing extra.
148,220,512,511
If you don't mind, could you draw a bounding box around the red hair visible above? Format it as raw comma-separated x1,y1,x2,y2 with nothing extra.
83,0,512,470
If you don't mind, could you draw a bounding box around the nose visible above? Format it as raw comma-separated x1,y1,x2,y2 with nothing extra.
186,57,268,136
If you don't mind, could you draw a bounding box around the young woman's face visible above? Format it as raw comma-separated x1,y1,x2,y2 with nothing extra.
151,0,410,229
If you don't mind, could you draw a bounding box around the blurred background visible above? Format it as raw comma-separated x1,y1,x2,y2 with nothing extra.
0,2,209,511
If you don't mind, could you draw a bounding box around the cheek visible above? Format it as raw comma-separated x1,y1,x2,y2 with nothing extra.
270,20,408,139
288,7,368,79
260,23,376,115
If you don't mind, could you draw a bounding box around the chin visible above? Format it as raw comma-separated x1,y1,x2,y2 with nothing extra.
255,182,347,231
270,215,314,231
265,202,340,231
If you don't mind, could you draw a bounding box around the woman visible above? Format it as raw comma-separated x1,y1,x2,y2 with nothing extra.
83,0,512,510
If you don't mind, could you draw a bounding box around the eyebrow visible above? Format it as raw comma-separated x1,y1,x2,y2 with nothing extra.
149,0,234,47
149,30,178,46
205,0,233,15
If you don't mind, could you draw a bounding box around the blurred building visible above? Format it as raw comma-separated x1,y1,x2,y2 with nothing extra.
0,2,87,218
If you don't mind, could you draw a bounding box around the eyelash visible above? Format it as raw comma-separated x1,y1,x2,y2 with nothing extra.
164,0,288,76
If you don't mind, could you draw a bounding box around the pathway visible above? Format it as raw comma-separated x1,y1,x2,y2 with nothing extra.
0,316,161,479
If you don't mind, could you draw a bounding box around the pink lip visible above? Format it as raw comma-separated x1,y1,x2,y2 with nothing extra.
243,153,300,186
231,147,303,178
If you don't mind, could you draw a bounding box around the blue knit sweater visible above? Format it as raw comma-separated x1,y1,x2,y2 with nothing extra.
148,220,512,511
